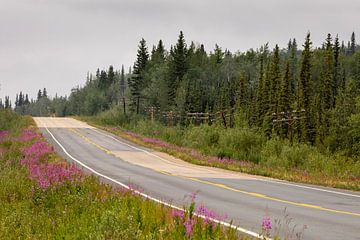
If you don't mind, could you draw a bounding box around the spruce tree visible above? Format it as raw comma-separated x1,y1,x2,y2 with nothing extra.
99,70,108,89
262,62,272,136
120,64,126,97
168,31,188,106
128,38,149,112
4,96,10,109
298,33,314,143
15,94,19,107
341,41,346,54
269,44,281,114
153,40,165,63
43,88,47,98
256,44,270,127
287,39,292,52
25,94,30,105
213,44,224,64
19,91,24,106
108,65,115,86
333,34,340,98
237,72,247,109
350,32,356,55
290,38,298,95
255,53,265,126
323,34,334,108
37,89,42,101
96,68,100,78
277,61,292,138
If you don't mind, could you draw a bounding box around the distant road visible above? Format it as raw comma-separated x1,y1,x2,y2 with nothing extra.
34,117,360,240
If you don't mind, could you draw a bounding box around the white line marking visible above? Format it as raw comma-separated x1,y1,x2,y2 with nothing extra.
257,178,360,198
44,126,268,239
90,128,360,199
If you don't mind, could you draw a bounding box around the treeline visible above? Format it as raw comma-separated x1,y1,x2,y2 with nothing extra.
7,31,360,156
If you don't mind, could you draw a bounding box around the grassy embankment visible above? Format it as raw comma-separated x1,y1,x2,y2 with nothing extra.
80,109,360,191
0,110,251,239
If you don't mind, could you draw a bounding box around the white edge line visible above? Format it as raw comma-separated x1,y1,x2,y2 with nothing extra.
91,128,360,199
257,178,360,198
44,126,268,240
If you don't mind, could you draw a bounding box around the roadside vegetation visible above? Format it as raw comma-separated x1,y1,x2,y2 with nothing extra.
0,109,251,239
82,111,360,191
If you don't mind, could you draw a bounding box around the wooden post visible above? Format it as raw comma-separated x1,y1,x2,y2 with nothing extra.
230,108,235,128
221,111,227,129
136,96,140,114
170,111,173,127
123,97,126,114
151,107,154,122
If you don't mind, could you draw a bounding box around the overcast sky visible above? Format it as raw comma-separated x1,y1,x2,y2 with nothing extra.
1,0,359,103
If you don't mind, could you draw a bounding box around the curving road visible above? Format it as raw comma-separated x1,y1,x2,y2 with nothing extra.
34,117,360,240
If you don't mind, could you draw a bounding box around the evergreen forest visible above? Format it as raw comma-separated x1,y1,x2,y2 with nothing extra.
4,31,360,161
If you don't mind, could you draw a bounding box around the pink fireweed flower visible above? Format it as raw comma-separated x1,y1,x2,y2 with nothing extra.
22,141,53,160
21,140,82,190
184,218,195,237
124,131,142,138
142,137,171,148
196,204,218,225
171,209,185,219
0,130,10,143
18,129,40,142
189,191,197,202
27,161,82,190
262,216,272,231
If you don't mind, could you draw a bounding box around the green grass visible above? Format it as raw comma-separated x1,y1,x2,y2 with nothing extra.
80,112,360,191
0,110,247,239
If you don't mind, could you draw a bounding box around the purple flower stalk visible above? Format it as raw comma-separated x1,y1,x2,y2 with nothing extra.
196,204,218,225
0,130,10,143
189,192,197,202
171,209,185,219
184,218,195,237
262,216,272,231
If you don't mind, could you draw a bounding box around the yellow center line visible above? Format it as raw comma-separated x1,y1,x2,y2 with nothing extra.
68,128,360,218
68,128,113,155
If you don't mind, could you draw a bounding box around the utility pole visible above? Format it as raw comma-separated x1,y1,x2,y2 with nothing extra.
272,109,306,143
123,97,126,114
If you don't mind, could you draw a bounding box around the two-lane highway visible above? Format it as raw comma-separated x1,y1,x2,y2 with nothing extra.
34,117,360,240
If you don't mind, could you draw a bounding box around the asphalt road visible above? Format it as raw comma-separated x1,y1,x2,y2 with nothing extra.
34,117,360,240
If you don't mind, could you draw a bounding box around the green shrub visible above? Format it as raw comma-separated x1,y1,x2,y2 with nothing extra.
218,127,265,163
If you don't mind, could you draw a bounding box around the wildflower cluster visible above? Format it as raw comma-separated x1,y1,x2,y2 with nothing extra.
19,129,82,190
170,192,228,238
261,215,272,237
18,128,41,142
0,130,10,143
